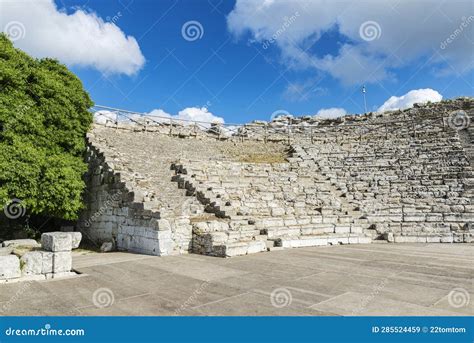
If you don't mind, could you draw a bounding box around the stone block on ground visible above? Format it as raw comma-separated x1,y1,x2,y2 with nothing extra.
62,232,82,249
100,242,114,252
2,239,40,248
41,252,54,274
0,247,13,256
52,252,72,273
0,255,21,280
19,251,54,275
20,251,43,275
41,232,72,252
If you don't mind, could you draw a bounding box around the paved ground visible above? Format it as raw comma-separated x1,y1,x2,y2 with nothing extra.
0,243,472,316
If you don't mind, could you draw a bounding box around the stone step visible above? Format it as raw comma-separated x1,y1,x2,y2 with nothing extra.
275,233,372,248
391,233,472,243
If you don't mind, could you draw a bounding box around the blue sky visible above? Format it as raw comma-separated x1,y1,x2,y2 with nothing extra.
2,0,473,123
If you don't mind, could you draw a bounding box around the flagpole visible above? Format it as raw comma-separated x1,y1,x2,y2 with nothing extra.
362,85,368,113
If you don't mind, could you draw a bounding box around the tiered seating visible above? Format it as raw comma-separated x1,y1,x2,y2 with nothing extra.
293,110,473,243
172,159,371,256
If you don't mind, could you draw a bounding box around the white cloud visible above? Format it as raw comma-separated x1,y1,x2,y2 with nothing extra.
147,107,224,128
227,0,473,85
0,0,145,75
315,107,347,119
94,107,225,129
175,107,225,125
377,89,443,112
94,110,117,125
283,79,327,101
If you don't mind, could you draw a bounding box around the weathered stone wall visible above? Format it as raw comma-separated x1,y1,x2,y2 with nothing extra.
80,98,473,257
77,143,185,256
288,100,473,243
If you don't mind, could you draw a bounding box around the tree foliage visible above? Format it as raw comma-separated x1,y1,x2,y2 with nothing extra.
0,34,93,220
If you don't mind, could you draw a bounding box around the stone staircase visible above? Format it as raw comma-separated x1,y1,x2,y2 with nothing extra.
172,158,371,256
78,127,288,256
291,103,473,243
78,97,473,258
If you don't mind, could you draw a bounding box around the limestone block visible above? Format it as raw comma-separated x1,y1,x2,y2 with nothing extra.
305,237,329,246
271,207,285,216
246,241,266,254
20,251,43,275
53,252,72,273
2,239,40,248
393,235,407,243
328,237,349,245
47,271,77,279
225,243,249,257
0,255,20,280
41,252,54,274
453,233,464,243
426,236,441,243
0,247,13,256
348,236,359,244
157,219,171,231
384,232,394,242
71,232,82,249
157,230,172,241
323,226,335,233
310,216,323,223
61,232,82,249
21,274,46,281
440,235,454,243
335,226,351,234
143,228,159,239
100,242,114,252
350,226,364,234
463,234,472,243
41,232,72,252
403,214,426,222
450,205,465,213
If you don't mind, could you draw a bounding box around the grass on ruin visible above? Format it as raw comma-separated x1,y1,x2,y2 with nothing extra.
12,245,41,257
73,240,102,255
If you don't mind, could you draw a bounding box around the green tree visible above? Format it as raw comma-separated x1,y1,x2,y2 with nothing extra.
0,33,93,220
